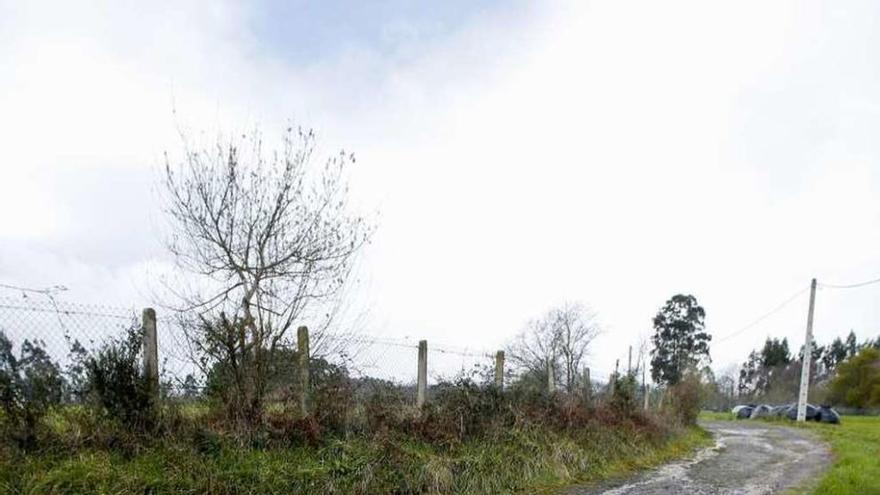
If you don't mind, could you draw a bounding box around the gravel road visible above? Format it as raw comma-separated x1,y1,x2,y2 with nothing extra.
569,420,831,495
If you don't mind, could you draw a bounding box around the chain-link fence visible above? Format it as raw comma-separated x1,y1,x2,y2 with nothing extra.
0,290,506,408
0,294,137,371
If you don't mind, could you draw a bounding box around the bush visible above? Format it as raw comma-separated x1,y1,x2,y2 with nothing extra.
311,360,355,435
610,374,638,415
69,323,155,432
359,379,413,434
829,347,880,408
0,331,63,449
416,376,507,444
668,373,703,425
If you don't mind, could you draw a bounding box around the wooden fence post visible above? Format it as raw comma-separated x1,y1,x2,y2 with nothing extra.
142,308,159,399
298,326,310,416
495,350,505,390
417,340,428,408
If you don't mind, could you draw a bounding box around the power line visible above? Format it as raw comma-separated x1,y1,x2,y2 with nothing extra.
819,276,880,290
0,283,68,295
0,301,135,321
715,285,811,343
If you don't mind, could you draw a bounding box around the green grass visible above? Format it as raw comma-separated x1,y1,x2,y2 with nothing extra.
699,410,733,422
0,423,710,494
698,411,880,495
800,416,880,495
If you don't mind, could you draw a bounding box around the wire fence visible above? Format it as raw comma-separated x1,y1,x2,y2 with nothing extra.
0,294,137,371
0,291,516,403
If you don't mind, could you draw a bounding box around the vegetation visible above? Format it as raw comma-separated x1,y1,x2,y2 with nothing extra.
0,126,719,494
731,330,880,408
805,415,880,495
162,126,373,432
1,356,709,494
650,294,711,387
828,347,880,409
667,372,704,426
0,317,710,494
0,332,63,449
69,324,157,431
508,302,600,394
0,415,709,494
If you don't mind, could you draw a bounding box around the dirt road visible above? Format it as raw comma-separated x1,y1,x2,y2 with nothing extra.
570,420,831,495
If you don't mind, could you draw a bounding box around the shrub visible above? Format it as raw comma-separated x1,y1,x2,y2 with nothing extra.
311,359,355,435
668,372,703,425
416,376,507,443
359,379,412,434
0,331,63,449
610,374,638,415
69,323,155,432
829,347,880,408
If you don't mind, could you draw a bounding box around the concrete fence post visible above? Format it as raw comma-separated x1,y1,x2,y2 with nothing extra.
417,340,428,408
583,367,592,403
494,350,505,390
142,308,159,399
547,357,556,394
298,326,311,416
610,358,619,397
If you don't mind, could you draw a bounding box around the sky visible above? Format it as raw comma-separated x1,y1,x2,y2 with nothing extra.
1,0,879,381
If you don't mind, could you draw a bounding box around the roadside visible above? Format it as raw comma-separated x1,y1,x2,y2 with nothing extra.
704,412,880,495
775,415,879,495
568,420,831,495
0,417,710,494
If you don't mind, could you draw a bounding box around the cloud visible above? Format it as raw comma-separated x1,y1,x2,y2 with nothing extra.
1,0,880,380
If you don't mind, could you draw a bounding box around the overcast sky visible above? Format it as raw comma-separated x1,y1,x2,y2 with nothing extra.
2,0,879,379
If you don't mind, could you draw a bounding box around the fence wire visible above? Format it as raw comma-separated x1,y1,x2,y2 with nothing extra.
0,291,503,402
0,294,137,371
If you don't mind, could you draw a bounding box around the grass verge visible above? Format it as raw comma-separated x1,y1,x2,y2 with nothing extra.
699,411,880,495
0,423,709,494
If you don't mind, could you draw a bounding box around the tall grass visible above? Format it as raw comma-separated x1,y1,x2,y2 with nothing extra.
0,418,708,494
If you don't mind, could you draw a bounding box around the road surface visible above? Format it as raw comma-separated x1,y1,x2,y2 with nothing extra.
570,420,831,495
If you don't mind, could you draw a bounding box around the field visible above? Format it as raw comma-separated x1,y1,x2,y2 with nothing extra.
700,411,880,495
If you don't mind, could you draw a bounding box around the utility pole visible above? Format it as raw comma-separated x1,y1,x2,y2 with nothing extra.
796,278,817,422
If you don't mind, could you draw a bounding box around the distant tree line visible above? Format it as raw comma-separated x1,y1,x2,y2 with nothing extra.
735,330,880,408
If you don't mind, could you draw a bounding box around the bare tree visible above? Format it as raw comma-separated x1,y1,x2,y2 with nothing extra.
162,125,373,428
509,302,600,393
509,315,557,384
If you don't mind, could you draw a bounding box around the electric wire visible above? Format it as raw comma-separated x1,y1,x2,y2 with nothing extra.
819,276,880,290
715,285,811,343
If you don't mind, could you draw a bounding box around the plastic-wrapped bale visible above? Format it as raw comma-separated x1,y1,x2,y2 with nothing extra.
785,403,820,421
735,405,755,419
770,405,792,417
817,405,840,424
750,404,773,419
